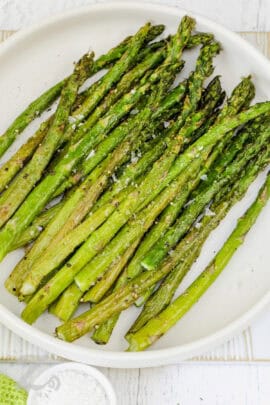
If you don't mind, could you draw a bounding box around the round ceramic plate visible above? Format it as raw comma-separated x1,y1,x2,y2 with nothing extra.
0,2,270,368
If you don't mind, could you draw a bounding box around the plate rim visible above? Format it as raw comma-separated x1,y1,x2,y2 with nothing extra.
1,1,270,368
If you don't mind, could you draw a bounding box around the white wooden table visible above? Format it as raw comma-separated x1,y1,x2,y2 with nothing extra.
1,2,270,404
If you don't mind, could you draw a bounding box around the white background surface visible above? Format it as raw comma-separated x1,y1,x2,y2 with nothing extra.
1,1,270,404
0,0,270,31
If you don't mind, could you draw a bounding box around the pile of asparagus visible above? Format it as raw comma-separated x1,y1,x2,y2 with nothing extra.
0,16,270,351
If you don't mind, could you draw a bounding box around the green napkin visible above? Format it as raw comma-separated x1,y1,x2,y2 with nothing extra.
0,373,27,405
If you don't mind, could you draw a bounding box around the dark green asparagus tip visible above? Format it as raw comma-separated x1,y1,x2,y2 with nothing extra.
178,15,196,36
186,32,215,49
75,51,95,79
203,76,222,101
147,24,165,41
227,76,255,112
200,76,225,110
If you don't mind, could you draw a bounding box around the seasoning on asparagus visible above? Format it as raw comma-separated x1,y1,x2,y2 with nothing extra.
127,139,270,335
91,76,256,343
126,171,270,351
0,52,94,228
19,99,270,324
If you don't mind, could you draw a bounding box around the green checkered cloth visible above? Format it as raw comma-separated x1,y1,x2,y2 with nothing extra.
0,373,27,405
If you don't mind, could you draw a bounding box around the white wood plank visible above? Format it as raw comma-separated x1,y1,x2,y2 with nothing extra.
1,0,270,31
2,362,270,405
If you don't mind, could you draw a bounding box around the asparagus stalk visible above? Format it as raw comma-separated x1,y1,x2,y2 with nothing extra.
0,21,218,260
0,67,159,260
50,44,167,174
0,27,164,191
10,201,65,251
55,16,197,193
85,117,262,305
5,185,131,296
54,209,217,341
61,23,156,132
54,239,140,321
54,93,223,321
0,21,156,197
0,81,65,158
91,83,188,211
186,32,214,48
127,171,270,351
19,136,144,296
19,150,207,321
0,119,52,193
52,64,186,197
0,52,94,228
127,145,270,335
91,77,256,342
12,17,195,292
7,127,141,295
84,166,210,305
16,62,187,296
75,79,224,294
76,156,206,295
0,26,144,158
141,120,270,271
54,169,270,343
20,102,270,323
49,283,84,321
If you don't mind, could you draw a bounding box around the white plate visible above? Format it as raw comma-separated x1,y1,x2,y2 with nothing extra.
0,2,270,368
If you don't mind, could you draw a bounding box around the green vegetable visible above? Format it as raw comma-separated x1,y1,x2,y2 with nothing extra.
126,171,270,351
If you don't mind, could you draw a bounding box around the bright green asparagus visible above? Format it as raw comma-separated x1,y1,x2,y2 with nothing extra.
126,170,270,351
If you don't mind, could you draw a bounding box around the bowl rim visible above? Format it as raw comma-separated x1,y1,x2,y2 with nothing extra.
27,362,117,404
1,0,270,368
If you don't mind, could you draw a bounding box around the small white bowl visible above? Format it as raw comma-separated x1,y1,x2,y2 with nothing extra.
27,362,117,405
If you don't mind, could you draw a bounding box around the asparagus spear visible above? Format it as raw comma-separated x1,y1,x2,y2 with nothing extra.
19,149,206,320
52,64,186,197
5,185,132,295
0,22,154,192
186,33,214,48
75,156,206,295
75,79,224,293
84,116,263,304
0,27,165,192
91,74,254,344
64,16,195,163
15,62,187,296
54,168,270,343
141,120,270,271
11,17,195,291
0,21,217,260
0,52,94,228
0,81,65,158
50,43,167,173
83,167,211,305
91,82,188,211
91,77,255,342
0,25,152,159
127,170,270,351
6,86,181,296
19,136,145,296
0,68,159,260
64,23,157,133
49,80,224,318
20,103,270,323
127,144,270,335
54,240,140,321
0,119,52,193
10,201,65,251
